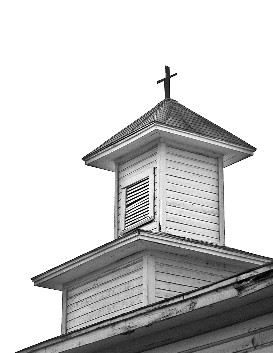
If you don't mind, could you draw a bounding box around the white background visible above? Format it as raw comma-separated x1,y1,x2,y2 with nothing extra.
1,1,273,352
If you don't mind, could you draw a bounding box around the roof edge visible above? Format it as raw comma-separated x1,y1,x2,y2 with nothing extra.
31,230,272,290
82,98,256,162
17,260,273,353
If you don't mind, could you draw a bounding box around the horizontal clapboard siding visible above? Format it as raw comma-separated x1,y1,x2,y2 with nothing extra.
167,147,218,168
165,146,220,243
66,257,143,332
118,147,157,234
154,252,237,301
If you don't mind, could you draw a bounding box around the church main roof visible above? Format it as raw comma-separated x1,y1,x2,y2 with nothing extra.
83,98,255,161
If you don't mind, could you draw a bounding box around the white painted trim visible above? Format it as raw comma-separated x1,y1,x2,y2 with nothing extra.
21,261,273,353
148,169,155,221
142,254,149,306
218,157,225,245
114,162,119,239
143,253,155,305
32,232,271,290
120,188,126,232
86,130,160,170
147,254,155,304
120,168,155,234
85,124,255,168
157,125,255,154
61,287,67,334
157,142,167,232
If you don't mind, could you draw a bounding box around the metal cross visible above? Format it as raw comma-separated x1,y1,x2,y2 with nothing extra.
157,66,177,99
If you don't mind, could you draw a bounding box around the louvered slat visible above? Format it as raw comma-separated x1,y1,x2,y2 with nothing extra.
126,198,149,219
126,188,149,205
126,197,149,213
126,182,149,201
125,212,149,228
126,205,149,220
126,200,149,218
126,177,149,194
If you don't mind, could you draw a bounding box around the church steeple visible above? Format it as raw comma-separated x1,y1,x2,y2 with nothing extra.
18,69,272,353
21,69,269,346
83,92,255,244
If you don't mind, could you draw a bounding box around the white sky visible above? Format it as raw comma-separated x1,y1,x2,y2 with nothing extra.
1,1,273,352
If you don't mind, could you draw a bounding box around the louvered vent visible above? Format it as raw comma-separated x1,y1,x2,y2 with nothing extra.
124,176,150,229
120,168,154,234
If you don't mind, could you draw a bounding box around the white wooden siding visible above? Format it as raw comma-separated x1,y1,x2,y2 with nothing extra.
165,146,220,243
117,146,158,235
66,257,143,332
64,249,248,333
154,252,238,301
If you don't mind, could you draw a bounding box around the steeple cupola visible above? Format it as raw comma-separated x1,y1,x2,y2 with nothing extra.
83,98,256,245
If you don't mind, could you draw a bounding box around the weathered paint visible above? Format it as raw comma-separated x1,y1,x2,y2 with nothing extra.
17,263,273,353
61,249,263,334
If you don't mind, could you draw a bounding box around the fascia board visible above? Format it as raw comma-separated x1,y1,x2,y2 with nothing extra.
31,231,143,290
18,262,273,353
84,124,254,171
139,232,271,267
84,127,160,171
31,231,271,290
155,124,255,155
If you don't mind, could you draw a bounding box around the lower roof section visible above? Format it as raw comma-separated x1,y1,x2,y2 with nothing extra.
32,230,272,290
18,260,273,353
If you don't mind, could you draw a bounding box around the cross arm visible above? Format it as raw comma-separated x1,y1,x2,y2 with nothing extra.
157,73,177,84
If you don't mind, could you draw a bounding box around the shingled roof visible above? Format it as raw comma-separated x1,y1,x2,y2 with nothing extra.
83,98,256,161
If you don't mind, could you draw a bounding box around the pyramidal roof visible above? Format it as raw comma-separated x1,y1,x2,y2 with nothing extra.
83,98,255,161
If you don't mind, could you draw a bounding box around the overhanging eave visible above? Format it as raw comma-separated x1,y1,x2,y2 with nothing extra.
83,124,255,171
31,231,271,290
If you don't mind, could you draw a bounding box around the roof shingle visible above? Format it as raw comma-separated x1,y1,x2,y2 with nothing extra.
83,99,255,161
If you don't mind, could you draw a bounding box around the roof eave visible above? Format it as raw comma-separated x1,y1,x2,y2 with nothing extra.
83,124,256,171
31,231,271,291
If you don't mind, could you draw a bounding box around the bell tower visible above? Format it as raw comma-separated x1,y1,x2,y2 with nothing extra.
19,68,271,353
82,71,255,245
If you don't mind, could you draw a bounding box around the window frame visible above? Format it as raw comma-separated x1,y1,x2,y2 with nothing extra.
120,168,155,234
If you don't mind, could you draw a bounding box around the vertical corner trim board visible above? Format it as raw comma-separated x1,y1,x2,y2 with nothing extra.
218,156,225,245
165,146,220,243
143,253,156,305
114,162,119,239
157,142,167,232
61,287,68,334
